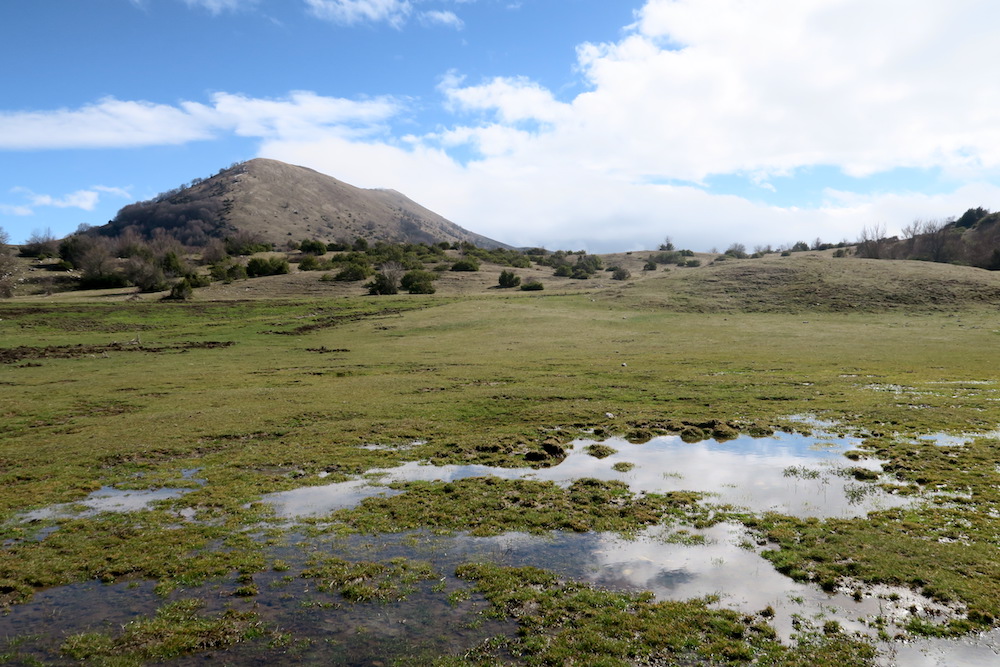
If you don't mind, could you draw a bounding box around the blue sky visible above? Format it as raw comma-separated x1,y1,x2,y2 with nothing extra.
2,0,999,252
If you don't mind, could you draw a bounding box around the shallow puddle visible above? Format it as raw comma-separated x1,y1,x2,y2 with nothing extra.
264,479,404,517
1,523,994,665
5,430,992,665
18,486,192,522
264,431,908,519
421,524,958,643
15,470,203,524
880,629,1000,666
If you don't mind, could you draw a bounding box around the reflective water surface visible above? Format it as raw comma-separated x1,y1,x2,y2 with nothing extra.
18,486,192,522
2,524,995,666
263,431,909,519
4,431,996,665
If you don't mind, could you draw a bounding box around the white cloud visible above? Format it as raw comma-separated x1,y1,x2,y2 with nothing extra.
420,10,463,29
0,99,216,150
4,185,132,218
304,0,412,28
210,91,400,140
93,185,133,199
182,0,259,13
441,75,570,125
0,203,33,217
591,0,1000,181
0,92,400,150
26,190,101,211
7,0,1000,251
257,0,1000,250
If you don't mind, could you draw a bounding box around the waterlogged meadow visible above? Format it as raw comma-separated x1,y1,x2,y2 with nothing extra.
2,273,1000,665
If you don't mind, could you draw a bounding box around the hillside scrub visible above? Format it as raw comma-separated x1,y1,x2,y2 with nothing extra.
857,206,1000,269
0,228,19,297
246,256,290,277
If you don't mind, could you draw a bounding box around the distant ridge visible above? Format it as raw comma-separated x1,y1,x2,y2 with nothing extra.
101,158,509,249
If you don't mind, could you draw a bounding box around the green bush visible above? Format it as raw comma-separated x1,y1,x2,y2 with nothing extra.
724,243,748,259
184,272,212,287
158,251,184,276
225,239,271,256
299,239,327,255
124,257,169,292
334,263,372,281
451,259,480,272
210,259,247,282
520,280,544,291
79,272,130,290
166,278,193,300
498,270,521,288
297,254,322,271
612,267,631,280
246,256,289,277
366,273,399,295
401,270,438,294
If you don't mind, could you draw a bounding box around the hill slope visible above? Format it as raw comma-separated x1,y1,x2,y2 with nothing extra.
102,158,508,249
598,253,1000,313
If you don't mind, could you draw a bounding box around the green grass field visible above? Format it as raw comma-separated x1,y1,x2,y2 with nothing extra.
2,254,1000,664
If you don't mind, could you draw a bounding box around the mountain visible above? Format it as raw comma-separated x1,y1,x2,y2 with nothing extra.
100,158,509,249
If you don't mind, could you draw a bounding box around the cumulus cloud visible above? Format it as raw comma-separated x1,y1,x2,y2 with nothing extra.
304,0,412,28
256,0,1000,250
587,0,1000,181
420,10,463,29
440,75,570,125
0,92,400,150
4,186,132,217
210,91,400,139
0,99,215,150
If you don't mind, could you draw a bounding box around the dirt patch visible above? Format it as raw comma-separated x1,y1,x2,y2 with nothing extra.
0,341,235,364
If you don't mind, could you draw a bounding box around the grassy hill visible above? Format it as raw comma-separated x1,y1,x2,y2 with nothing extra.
99,158,508,249
20,244,1000,314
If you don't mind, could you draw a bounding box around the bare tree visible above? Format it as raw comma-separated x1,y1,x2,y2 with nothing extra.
920,220,951,263
725,242,747,258
201,238,228,265
368,261,405,295
901,219,923,240
856,222,887,259
22,227,59,258
380,261,405,288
